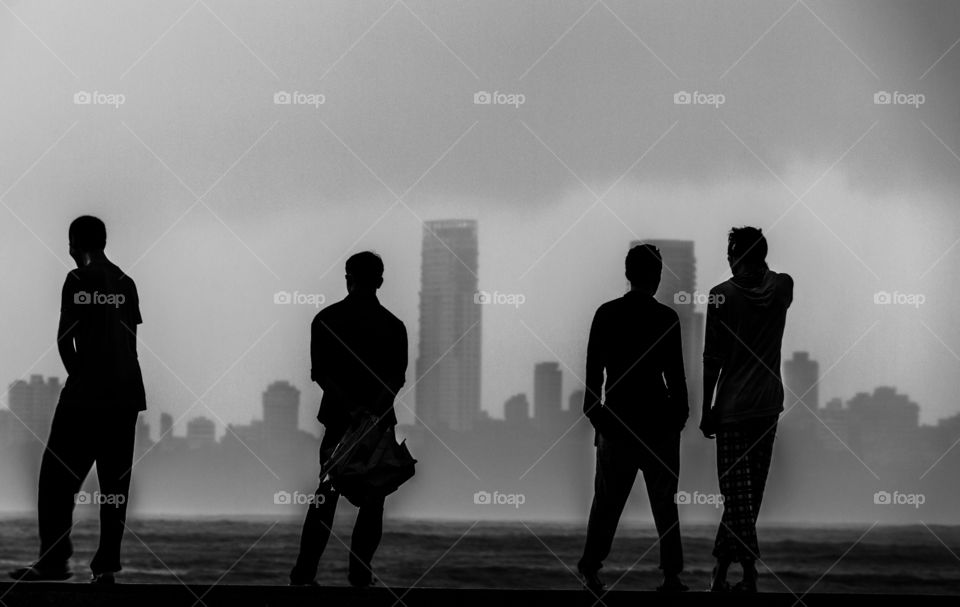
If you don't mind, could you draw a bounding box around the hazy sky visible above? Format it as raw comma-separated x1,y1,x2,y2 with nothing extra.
2,0,960,438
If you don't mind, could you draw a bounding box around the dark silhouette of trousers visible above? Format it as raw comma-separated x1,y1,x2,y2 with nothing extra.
291,424,386,584
36,403,139,573
713,416,778,562
579,431,683,575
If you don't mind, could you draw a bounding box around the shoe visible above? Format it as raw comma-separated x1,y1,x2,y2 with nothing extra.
289,577,320,587
734,560,758,593
656,575,689,592
732,578,758,593
577,565,605,593
709,565,731,592
90,572,115,585
9,564,72,582
348,574,374,589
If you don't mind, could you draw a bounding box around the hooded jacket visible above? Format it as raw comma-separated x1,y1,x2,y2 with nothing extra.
703,268,793,423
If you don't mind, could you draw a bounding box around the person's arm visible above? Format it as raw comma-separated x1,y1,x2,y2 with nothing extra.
126,278,142,351
782,273,794,308
582,307,606,426
663,312,688,433
57,274,80,376
395,322,408,393
700,288,726,438
374,320,408,414
311,315,343,398
700,363,721,438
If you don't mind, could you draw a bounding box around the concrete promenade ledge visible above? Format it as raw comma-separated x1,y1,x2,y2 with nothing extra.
0,584,956,607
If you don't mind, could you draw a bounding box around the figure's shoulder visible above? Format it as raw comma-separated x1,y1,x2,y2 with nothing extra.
773,271,794,303
312,298,345,324
709,279,734,296
112,264,137,290
63,268,84,286
595,297,621,318
776,271,794,288
380,305,405,329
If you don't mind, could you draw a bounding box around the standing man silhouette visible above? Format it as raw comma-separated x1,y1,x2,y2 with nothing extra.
577,244,689,593
700,227,793,593
290,251,407,588
10,216,146,584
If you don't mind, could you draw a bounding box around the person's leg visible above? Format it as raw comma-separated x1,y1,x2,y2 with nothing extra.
348,495,385,586
739,417,778,590
710,425,737,591
641,433,683,581
713,422,752,570
731,418,777,564
578,435,638,576
290,480,340,583
36,405,95,572
89,410,139,575
714,418,777,591
290,427,343,584
747,417,778,518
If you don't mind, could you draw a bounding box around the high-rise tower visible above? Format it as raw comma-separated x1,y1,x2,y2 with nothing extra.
416,220,481,432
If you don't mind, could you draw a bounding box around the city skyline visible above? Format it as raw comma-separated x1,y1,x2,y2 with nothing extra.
2,342,958,523
4,340,953,452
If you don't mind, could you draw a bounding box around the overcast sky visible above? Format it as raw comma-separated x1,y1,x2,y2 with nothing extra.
2,0,960,437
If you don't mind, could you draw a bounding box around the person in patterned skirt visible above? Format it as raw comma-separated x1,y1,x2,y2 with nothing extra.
700,226,793,593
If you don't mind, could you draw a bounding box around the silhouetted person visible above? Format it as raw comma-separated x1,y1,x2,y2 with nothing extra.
577,244,689,593
700,227,793,593
290,251,407,588
10,216,146,584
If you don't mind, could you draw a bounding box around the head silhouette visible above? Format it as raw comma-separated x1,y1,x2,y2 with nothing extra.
625,244,662,296
68,215,107,267
727,226,767,274
345,251,384,295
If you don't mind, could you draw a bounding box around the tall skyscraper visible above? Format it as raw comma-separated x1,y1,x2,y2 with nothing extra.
416,219,481,432
262,380,300,445
629,239,704,407
534,362,562,431
7,375,60,442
